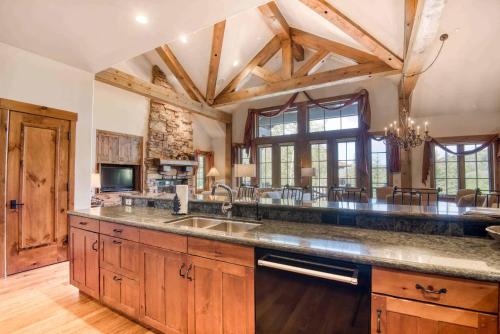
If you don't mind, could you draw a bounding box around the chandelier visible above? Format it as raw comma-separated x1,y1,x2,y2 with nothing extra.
384,73,430,150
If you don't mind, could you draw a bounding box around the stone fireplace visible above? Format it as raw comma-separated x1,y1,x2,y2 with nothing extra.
145,65,195,193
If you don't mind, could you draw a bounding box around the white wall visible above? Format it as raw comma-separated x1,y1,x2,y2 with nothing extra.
0,42,94,209
92,57,228,181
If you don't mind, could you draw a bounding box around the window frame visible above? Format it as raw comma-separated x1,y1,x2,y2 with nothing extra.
369,137,390,197
430,137,495,197
196,155,206,192
279,143,295,186
257,145,273,188
256,108,298,138
307,100,359,134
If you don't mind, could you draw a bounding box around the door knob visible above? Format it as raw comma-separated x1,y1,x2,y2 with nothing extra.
10,200,24,209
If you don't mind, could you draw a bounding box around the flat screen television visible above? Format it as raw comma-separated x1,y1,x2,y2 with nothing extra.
100,165,135,192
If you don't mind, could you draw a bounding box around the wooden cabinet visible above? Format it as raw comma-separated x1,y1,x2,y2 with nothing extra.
372,267,499,334
100,234,140,280
139,245,188,334
96,130,143,165
372,294,497,334
100,268,140,318
187,255,254,334
69,227,99,299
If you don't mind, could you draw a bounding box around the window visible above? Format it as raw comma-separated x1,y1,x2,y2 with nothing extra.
337,141,356,187
257,110,297,137
196,155,206,191
280,145,295,186
371,139,388,197
258,146,273,188
308,102,358,133
464,144,491,192
240,148,251,186
311,143,328,196
434,145,459,195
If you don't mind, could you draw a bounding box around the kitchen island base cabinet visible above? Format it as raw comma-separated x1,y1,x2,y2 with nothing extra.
100,268,140,318
372,294,498,334
69,227,99,299
139,245,188,334
187,255,255,334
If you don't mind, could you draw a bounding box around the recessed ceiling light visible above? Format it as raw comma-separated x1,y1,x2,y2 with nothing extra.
233,60,240,67
179,34,188,44
135,15,148,24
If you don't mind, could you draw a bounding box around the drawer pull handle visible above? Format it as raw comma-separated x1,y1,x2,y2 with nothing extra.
376,309,382,333
79,222,88,225
113,229,123,233
112,240,122,245
186,264,193,281
91,241,98,252
415,284,447,295
179,263,186,278
113,276,122,282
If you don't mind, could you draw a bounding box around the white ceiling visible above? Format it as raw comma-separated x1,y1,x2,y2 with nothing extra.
0,0,269,72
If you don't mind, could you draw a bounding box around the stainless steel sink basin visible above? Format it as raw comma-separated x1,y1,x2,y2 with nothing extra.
169,217,260,233
169,217,221,229
206,221,261,233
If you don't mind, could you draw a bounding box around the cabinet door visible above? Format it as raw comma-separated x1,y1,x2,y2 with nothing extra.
139,245,188,334
100,268,139,318
130,137,142,165
372,294,498,334
69,227,99,299
187,255,254,334
118,136,132,163
100,235,139,279
97,133,119,163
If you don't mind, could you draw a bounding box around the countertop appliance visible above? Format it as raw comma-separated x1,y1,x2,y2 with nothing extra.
255,248,371,334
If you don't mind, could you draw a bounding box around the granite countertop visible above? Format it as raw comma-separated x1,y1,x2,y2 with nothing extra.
69,206,500,282
121,193,499,222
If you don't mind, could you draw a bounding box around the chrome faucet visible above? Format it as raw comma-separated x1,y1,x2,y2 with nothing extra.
211,183,233,218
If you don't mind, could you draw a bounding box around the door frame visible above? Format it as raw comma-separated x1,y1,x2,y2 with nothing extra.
0,98,77,278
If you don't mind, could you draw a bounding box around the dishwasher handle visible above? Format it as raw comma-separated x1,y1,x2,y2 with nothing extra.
258,255,358,286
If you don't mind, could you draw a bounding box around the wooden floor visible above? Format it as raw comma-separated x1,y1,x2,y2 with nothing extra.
0,262,153,334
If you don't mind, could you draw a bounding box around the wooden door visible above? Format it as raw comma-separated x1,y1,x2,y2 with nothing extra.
187,255,255,334
100,268,140,318
69,227,99,299
6,111,71,274
139,245,188,334
372,294,498,334
100,235,140,279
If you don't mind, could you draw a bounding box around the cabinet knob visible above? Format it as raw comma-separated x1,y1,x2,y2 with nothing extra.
113,276,122,282
376,309,382,333
112,240,122,245
179,263,186,278
113,229,123,233
186,264,193,281
91,241,98,251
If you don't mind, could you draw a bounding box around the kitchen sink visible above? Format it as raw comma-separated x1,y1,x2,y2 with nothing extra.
169,217,260,233
206,221,261,233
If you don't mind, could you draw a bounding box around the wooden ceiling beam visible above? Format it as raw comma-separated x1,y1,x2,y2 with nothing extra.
291,28,379,64
95,68,231,123
281,39,293,79
293,49,330,78
214,62,399,106
216,36,282,97
300,0,403,69
156,45,206,104
401,0,446,98
206,20,226,104
258,1,304,61
252,66,282,83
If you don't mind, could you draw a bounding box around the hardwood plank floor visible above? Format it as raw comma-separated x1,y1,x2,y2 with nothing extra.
0,262,153,334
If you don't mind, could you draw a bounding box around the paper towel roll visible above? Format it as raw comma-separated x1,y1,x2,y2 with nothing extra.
176,185,189,214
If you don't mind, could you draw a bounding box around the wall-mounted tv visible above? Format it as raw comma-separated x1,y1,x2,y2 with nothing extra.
100,164,135,192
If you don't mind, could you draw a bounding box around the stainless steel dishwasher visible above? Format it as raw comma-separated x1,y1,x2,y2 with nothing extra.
255,248,371,334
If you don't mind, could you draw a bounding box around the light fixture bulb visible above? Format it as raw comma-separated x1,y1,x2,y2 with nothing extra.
179,34,188,44
135,15,148,24
233,60,240,67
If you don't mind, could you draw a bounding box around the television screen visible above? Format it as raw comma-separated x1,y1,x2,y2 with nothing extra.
101,165,135,192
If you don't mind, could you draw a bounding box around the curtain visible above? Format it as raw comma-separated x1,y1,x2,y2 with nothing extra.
371,136,401,173
421,135,498,185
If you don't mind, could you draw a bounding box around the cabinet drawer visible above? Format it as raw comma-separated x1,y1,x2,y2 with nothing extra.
100,268,139,318
69,215,99,233
188,237,254,267
140,229,187,253
100,235,140,280
372,267,499,313
100,221,139,242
